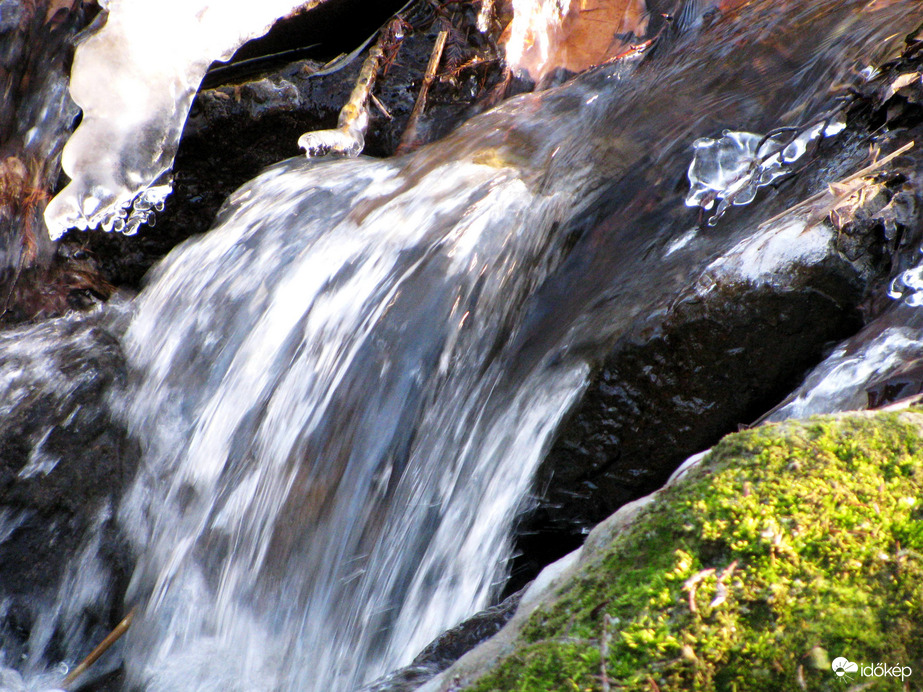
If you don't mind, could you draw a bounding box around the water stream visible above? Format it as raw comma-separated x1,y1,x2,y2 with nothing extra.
2,1,922,690
116,154,590,691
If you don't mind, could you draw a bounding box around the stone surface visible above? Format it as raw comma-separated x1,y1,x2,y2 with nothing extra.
0,302,137,669
506,46,923,593
362,590,525,692
0,0,98,320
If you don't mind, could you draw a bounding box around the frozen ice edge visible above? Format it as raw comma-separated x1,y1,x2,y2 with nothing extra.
43,0,320,240
685,120,846,225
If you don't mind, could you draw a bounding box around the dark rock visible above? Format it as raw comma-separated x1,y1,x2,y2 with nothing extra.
361,589,524,692
503,42,923,593
509,235,868,591
0,302,138,669
0,1,99,320
866,357,923,408
763,301,923,420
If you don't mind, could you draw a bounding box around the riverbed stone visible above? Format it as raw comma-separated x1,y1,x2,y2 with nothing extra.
507,48,923,592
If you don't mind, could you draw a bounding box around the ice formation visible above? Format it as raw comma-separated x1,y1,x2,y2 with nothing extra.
685,119,845,224
889,256,923,306
43,0,322,240
42,0,569,240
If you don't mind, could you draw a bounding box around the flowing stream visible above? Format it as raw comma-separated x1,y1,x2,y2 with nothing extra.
1,1,922,691
116,154,591,691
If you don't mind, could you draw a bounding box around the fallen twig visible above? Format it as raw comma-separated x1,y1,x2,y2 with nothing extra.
371,93,392,120
63,608,135,689
683,568,715,614
757,140,915,230
397,29,449,153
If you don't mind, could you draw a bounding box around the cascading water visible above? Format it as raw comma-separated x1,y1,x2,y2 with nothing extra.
2,1,923,690
116,155,589,690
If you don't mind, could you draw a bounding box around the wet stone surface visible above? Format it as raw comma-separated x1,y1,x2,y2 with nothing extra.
506,48,923,592
0,306,137,666
362,589,524,692
509,268,867,590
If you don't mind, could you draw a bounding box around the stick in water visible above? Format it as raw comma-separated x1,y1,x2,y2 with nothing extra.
63,608,136,688
397,29,449,153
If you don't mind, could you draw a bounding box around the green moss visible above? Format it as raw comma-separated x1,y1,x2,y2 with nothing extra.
471,412,923,691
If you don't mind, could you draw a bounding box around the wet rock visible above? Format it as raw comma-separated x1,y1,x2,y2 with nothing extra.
361,589,524,692
0,303,137,669
765,302,923,420
510,220,869,590
0,1,98,321
507,49,923,592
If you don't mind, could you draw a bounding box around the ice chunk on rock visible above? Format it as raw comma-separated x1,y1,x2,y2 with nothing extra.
686,131,772,211
43,0,322,240
889,256,923,307
686,119,845,225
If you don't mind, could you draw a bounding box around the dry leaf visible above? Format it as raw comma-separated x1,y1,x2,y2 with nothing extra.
506,0,648,79
504,0,751,81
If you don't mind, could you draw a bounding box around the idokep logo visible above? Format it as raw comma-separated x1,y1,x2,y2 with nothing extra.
831,658,858,680
831,656,912,682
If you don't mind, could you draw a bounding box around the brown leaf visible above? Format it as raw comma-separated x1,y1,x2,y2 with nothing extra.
506,0,649,79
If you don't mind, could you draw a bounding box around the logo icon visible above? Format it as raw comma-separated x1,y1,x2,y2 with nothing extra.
832,657,859,680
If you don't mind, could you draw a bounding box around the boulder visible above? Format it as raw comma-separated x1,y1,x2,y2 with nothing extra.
508,44,923,591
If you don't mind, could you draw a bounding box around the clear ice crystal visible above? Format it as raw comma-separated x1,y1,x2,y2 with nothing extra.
685,119,845,225
43,0,318,240
298,127,365,159
889,256,923,307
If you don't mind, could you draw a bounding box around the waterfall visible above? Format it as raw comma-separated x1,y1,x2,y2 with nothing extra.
2,1,922,690
116,154,589,690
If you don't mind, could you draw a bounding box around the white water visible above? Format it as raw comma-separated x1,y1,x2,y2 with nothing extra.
768,306,923,421
113,153,588,690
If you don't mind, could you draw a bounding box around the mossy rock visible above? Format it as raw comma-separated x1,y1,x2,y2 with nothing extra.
470,411,923,691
